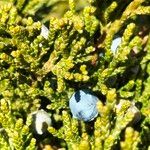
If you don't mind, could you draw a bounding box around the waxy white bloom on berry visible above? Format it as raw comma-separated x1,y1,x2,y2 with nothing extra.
40,24,49,39
115,101,141,124
69,90,99,122
111,37,122,53
32,110,51,135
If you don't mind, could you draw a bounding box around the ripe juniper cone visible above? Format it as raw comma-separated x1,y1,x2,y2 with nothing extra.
115,100,141,125
40,24,49,39
69,90,99,122
32,110,51,135
111,37,122,53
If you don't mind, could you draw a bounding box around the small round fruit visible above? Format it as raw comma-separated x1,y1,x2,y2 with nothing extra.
111,37,122,53
40,24,49,39
32,110,51,135
69,90,99,122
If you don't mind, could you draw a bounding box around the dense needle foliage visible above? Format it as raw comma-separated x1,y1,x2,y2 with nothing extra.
0,0,150,149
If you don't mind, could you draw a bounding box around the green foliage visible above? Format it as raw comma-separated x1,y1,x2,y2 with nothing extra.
0,0,150,149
